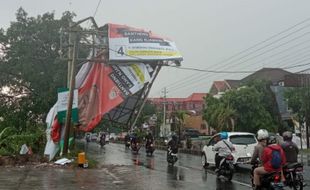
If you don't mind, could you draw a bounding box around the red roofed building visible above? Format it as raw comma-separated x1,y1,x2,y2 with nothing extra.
148,93,208,115
148,93,209,135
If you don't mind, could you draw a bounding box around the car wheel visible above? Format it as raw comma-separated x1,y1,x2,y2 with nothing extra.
201,153,208,169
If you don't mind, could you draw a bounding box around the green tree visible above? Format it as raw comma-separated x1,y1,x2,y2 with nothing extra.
224,87,276,133
0,8,76,131
0,8,77,154
245,80,283,132
284,87,310,129
135,100,156,127
204,86,276,133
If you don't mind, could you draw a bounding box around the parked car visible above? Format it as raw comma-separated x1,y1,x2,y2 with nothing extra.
182,128,201,139
91,133,98,141
201,132,257,167
109,133,117,141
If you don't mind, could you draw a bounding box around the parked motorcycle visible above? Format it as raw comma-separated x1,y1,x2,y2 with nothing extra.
251,163,284,190
216,154,234,181
145,142,155,156
283,162,305,190
167,147,178,165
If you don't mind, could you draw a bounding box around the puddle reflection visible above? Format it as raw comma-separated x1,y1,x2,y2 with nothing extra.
215,178,237,190
167,165,185,181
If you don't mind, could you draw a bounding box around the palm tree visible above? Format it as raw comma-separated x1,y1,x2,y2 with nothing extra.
217,105,237,132
175,110,186,139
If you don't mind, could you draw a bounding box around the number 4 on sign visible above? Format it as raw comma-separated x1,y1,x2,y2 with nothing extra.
117,46,125,55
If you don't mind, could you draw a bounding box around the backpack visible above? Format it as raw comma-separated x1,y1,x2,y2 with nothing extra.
270,148,282,169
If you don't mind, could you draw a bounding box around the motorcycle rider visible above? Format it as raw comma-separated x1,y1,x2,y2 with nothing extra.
251,129,269,165
130,132,138,146
145,132,154,147
124,133,130,147
253,135,287,190
167,133,178,154
214,131,234,172
99,132,106,146
85,133,91,143
281,131,298,163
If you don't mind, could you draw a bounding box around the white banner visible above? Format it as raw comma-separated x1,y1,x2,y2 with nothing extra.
57,89,78,112
108,23,183,61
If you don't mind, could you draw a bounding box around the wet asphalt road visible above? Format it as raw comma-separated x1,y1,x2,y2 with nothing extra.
84,142,253,190
0,142,308,190
85,142,310,190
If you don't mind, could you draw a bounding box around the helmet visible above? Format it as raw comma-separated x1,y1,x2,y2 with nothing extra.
283,131,293,141
220,132,228,140
257,129,269,141
268,135,277,145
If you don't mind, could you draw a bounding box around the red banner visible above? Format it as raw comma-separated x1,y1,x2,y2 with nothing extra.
78,63,124,131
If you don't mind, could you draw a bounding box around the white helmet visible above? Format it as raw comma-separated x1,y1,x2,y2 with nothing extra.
257,129,269,141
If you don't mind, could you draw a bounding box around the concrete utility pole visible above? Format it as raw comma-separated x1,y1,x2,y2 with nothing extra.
63,31,78,155
306,75,310,149
162,87,167,136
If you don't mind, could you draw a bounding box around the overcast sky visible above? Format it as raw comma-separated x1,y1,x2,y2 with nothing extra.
2,0,310,98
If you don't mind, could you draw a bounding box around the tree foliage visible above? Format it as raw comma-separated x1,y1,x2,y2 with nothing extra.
284,87,310,125
204,80,279,133
0,8,76,154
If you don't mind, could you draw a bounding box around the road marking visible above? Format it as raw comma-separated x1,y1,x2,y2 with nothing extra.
176,165,191,170
231,179,252,188
102,168,124,184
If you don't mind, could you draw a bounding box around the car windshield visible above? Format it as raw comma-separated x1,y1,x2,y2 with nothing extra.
229,135,256,145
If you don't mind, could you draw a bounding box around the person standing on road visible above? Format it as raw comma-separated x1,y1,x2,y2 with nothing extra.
214,132,234,172
281,131,299,163
251,129,269,165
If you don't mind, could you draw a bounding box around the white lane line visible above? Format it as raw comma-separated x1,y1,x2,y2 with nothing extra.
231,179,252,188
102,168,124,184
176,165,191,170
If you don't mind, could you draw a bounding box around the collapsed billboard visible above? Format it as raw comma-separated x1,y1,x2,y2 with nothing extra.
108,23,183,61
45,22,183,160
78,60,153,132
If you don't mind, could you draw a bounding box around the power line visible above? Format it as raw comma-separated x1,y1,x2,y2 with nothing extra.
93,0,102,17
167,66,254,73
167,31,310,92
161,17,310,90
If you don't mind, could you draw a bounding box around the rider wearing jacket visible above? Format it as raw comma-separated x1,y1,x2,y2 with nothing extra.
253,136,287,190
168,134,178,154
251,129,269,165
145,132,154,145
214,132,234,171
281,131,298,163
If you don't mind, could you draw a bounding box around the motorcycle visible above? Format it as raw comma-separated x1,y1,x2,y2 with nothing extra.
85,134,91,143
216,154,234,181
167,146,178,165
145,142,155,156
99,136,105,148
283,162,305,190
125,140,131,148
131,141,140,154
251,163,284,190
